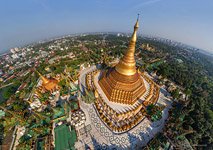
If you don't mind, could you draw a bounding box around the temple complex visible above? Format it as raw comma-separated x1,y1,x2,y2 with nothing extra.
36,71,60,93
82,17,161,134
28,71,60,110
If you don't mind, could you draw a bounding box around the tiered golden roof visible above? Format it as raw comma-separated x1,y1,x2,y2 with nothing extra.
99,17,146,105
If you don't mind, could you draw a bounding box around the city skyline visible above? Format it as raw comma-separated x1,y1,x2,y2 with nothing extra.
0,0,213,53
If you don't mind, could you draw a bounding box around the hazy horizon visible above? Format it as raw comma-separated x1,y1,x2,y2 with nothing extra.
0,0,213,53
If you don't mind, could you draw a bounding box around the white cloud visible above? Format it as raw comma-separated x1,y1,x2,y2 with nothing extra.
133,0,163,9
31,0,51,11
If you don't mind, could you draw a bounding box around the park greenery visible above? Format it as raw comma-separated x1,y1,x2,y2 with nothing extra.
81,88,96,104
139,37,213,148
146,104,163,122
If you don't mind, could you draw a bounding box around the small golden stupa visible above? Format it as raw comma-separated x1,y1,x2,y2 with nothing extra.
99,16,146,105
36,70,59,93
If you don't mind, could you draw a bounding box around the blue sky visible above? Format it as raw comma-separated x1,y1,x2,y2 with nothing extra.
0,0,213,53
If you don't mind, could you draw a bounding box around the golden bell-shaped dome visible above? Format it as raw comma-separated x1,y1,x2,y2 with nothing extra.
115,16,139,76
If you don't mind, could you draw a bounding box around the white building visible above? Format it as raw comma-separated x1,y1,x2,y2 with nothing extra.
10,48,16,54
11,53,19,59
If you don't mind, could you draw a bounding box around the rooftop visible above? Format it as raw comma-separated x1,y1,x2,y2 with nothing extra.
54,124,77,150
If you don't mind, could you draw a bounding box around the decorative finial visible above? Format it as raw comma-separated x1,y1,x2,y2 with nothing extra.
134,14,139,29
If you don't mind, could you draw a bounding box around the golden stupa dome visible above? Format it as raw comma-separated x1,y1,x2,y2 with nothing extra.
115,15,139,76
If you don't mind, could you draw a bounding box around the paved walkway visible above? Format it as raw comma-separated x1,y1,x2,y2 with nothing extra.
13,126,25,150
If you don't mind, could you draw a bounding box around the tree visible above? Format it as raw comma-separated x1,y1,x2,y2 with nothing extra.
171,88,180,99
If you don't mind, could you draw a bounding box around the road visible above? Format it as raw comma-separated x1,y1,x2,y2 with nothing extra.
0,82,14,89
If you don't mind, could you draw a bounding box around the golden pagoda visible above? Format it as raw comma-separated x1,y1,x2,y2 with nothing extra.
99,16,146,105
36,70,59,93
83,16,160,133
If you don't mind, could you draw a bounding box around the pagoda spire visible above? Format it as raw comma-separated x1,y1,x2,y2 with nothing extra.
35,70,49,84
115,15,139,76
